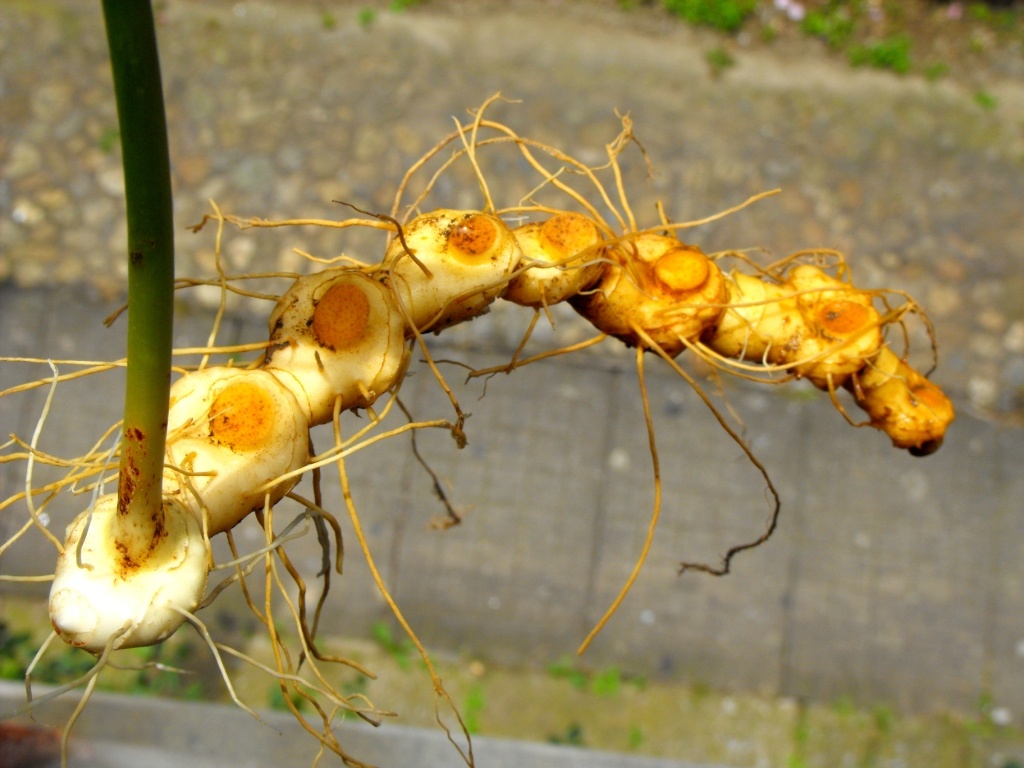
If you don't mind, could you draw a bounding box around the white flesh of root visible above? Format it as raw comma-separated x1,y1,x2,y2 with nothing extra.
164,367,310,534
382,209,522,333
264,269,410,426
48,493,208,653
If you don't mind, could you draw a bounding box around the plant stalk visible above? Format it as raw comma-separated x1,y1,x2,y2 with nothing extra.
102,0,175,565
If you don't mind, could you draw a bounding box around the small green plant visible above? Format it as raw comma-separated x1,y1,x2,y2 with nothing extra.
1,619,208,697
390,0,425,10
371,619,415,669
968,2,1018,29
786,703,811,768
849,35,912,74
831,694,858,717
547,655,589,691
32,648,97,684
462,682,487,734
690,680,712,701
801,6,856,49
0,621,94,683
965,690,1002,737
924,61,949,81
268,684,308,712
871,703,896,734
320,11,336,30
591,666,623,696
98,126,120,153
547,722,586,747
627,725,645,750
969,30,990,53
662,0,756,33
545,659,642,696
357,8,377,27
0,623,34,679
705,47,736,76
974,90,998,110
342,674,370,697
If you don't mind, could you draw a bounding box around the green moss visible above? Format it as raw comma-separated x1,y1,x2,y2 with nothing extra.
706,46,737,75
974,90,998,110
548,721,587,746
801,5,857,49
98,125,119,153
849,35,913,74
547,655,590,690
925,61,950,81
268,684,308,712
627,725,645,750
370,619,415,669
463,681,487,734
591,666,622,696
0,620,94,683
661,0,756,33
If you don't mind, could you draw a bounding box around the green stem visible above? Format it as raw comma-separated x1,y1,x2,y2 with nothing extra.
102,0,175,562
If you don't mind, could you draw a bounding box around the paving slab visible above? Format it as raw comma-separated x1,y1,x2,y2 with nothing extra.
0,681,724,768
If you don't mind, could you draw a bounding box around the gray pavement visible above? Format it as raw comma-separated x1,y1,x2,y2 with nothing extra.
0,681,720,768
2,0,1024,750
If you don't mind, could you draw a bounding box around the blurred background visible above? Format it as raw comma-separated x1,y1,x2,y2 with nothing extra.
2,1,1023,765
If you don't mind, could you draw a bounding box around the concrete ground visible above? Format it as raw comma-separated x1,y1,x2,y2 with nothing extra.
0,680,724,768
2,0,1024,765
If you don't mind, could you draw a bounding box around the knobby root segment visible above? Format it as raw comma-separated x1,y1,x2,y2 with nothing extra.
1,94,955,768
48,494,208,653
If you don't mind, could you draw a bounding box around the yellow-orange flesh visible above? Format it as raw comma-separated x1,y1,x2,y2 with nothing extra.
448,214,499,264
312,282,371,351
209,381,276,451
815,299,873,336
911,379,951,411
540,213,599,257
654,247,711,293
